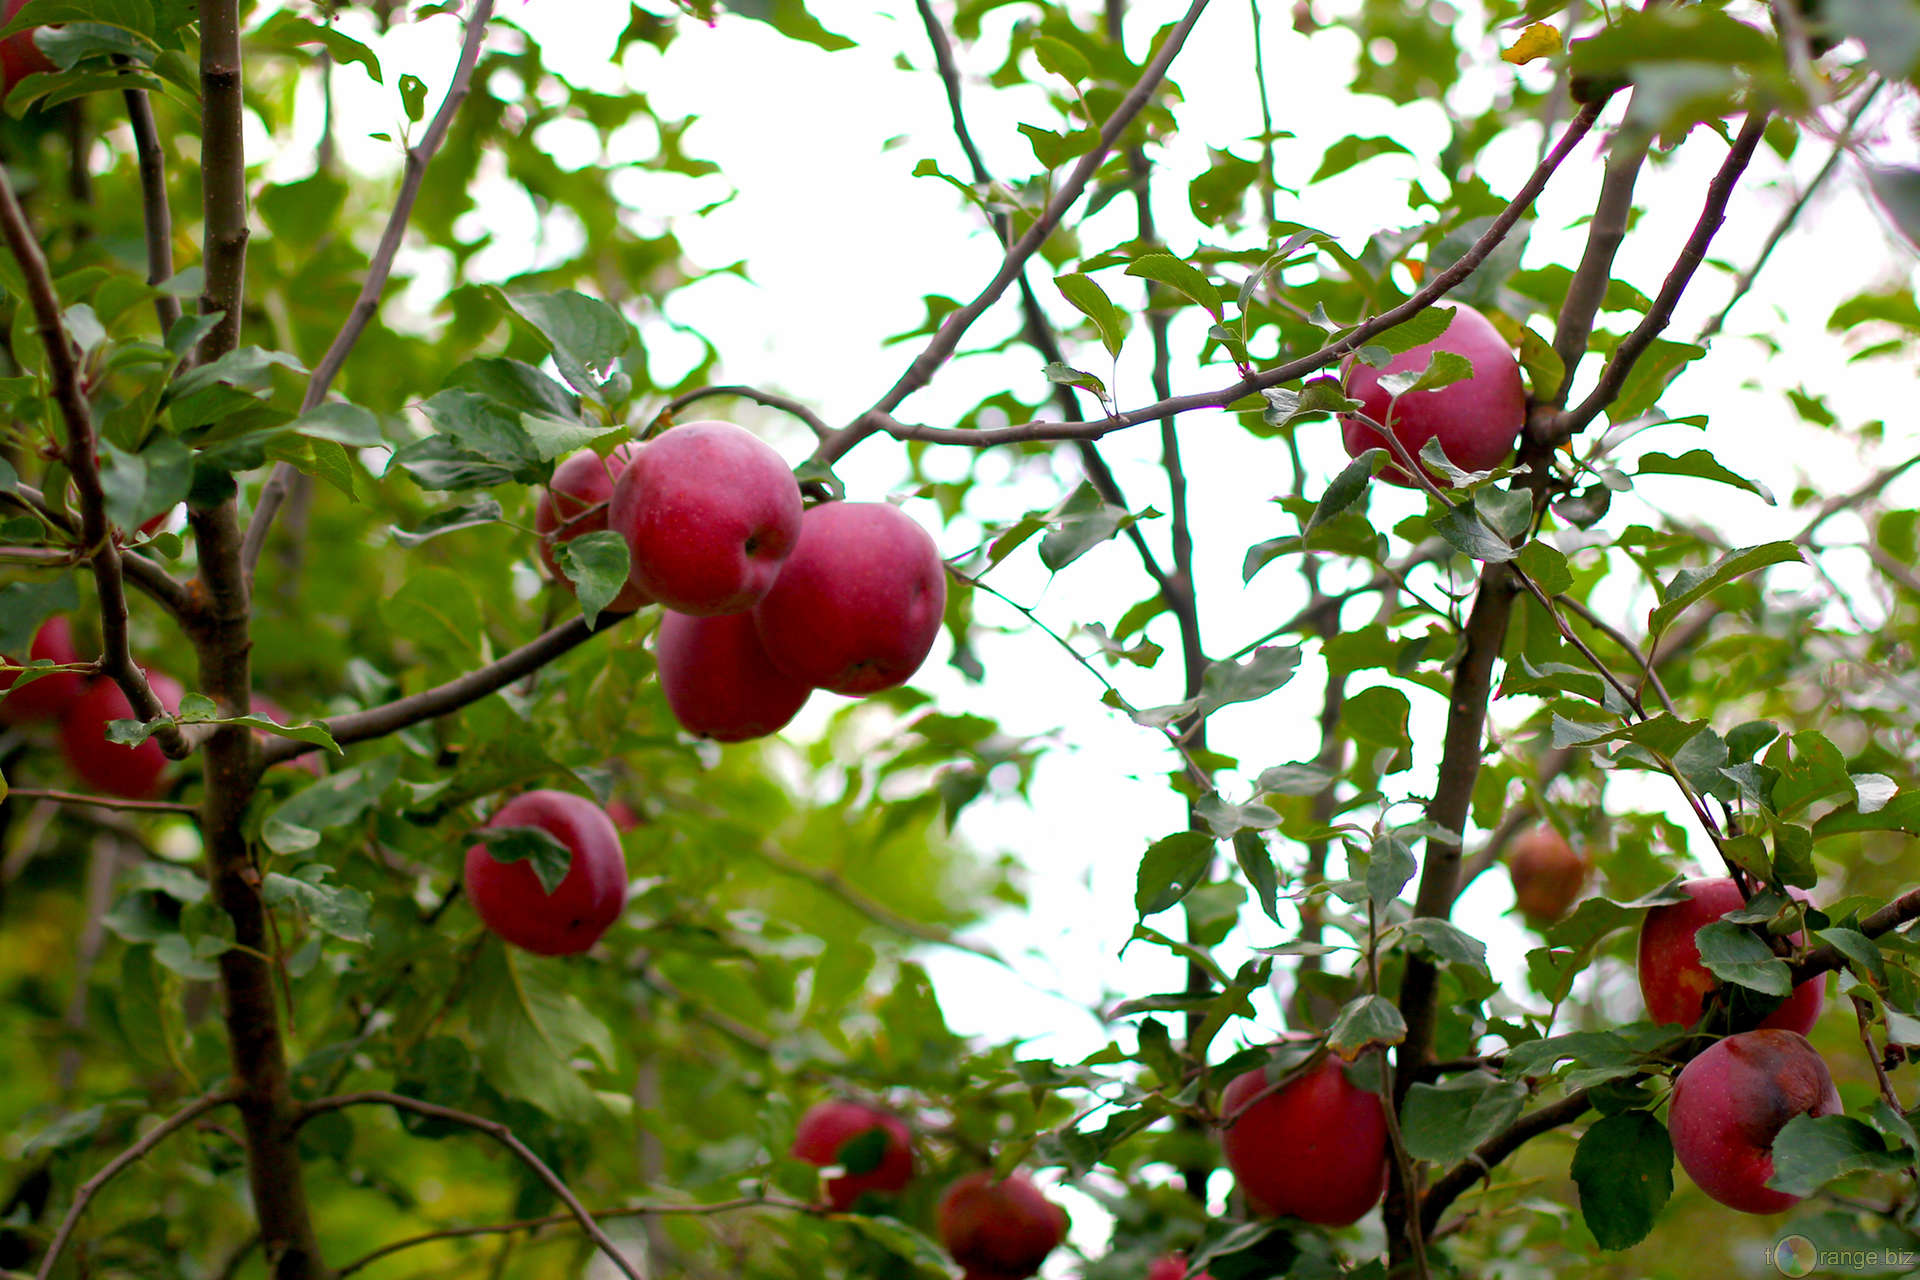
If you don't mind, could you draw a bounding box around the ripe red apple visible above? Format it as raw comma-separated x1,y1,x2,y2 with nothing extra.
0,615,86,723
607,797,640,832
1148,1255,1213,1280
1507,825,1590,925
656,610,811,742
1339,302,1525,486
790,1099,914,1211
1219,1051,1390,1225
606,421,802,615
1668,1028,1841,1214
535,444,649,613
464,789,627,955
751,501,946,696
936,1170,1067,1280
1637,877,1824,1034
59,670,184,800
0,0,54,94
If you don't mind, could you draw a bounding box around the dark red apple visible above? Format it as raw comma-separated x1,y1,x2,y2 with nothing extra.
0,0,53,94
606,421,801,615
1219,1050,1389,1225
751,501,946,696
1637,877,1824,1034
656,610,810,741
58,670,184,799
1668,1028,1841,1214
535,443,649,613
790,1099,914,1211
464,789,627,955
1148,1255,1213,1280
1,615,86,723
1339,302,1525,486
936,1170,1067,1280
1507,825,1590,925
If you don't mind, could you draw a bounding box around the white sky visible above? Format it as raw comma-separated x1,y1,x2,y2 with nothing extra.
294,0,1920,1267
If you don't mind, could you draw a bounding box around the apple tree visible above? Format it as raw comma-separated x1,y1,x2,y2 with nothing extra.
5,2,1920,1279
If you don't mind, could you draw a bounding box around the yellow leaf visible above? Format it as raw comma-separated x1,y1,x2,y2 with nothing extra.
1501,22,1563,65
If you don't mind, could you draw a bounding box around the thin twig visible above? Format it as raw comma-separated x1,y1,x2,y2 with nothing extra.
258,611,628,766
242,0,498,578
654,383,832,439
816,0,1217,466
34,1090,239,1280
6,787,198,814
749,838,1002,962
1549,109,1650,406
335,1195,817,1277
1852,995,1905,1113
298,1091,643,1280
121,84,181,335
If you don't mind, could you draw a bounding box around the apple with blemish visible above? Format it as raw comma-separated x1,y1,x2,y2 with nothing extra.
936,1170,1067,1280
464,789,628,956
790,1099,914,1211
752,501,946,695
656,610,810,741
1668,1028,1841,1213
1219,1050,1390,1225
607,421,801,615
1,615,86,723
536,443,649,613
1637,877,1824,1034
59,670,184,800
1507,825,1590,925
1339,302,1526,486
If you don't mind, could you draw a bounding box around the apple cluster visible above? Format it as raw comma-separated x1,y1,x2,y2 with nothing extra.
785,1098,1070,1279
537,420,947,742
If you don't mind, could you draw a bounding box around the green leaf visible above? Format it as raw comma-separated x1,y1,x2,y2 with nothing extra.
1310,134,1414,184
1053,272,1128,359
391,496,504,549
520,413,623,463
1570,1111,1673,1250
838,1215,954,1278
1365,833,1417,907
1261,378,1361,429
1038,482,1129,571
261,757,401,855
467,941,615,1124
99,437,190,533
1828,0,1920,80
1032,34,1090,83
1434,500,1519,563
1125,252,1222,320
1377,350,1473,398
493,289,635,401
1399,919,1490,973
288,401,385,447
1694,922,1793,997
1326,994,1405,1058
1345,684,1410,751
1866,165,1920,253
1232,831,1280,924
1400,1074,1527,1164
378,568,485,665
1134,831,1215,918
262,864,373,944
472,824,575,895
1130,646,1302,729
1815,928,1887,985
1516,540,1573,595
1636,449,1775,504
554,531,632,627
1768,1115,1911,1197
1306,451,1376,533
726,0,855,51
1649,541,1802,636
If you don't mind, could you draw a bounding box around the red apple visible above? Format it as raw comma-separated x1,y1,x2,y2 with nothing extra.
1339,302,1525,486
1148,1255,1213,1280
936,1170,1067,1280
1507,825,1590,925
1668,1028,1840,1214
607,798,641,832
751,501,946,696
606,421,802,615
58,670,184,800
1219,1051,1389,1225
1637,877,1824,1034
0,0,53,94
535,444,649,613
0,615,86,723
464,789,627,955
790,1099,914,1211
656,610,810,742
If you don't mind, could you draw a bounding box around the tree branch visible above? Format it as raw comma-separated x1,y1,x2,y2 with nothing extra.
1548,110,1649,408
1552,111,1770,440
836,102,1605,456
34,1090,239,1280
122,84,181,335
259,612,628,766
298,1091,643,1280
242,0,497,579
656,383,832,439
1418,1086,1594,1235
6,786,197,814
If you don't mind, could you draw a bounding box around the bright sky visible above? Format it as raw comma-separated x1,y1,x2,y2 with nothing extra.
295,0,1920,1267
